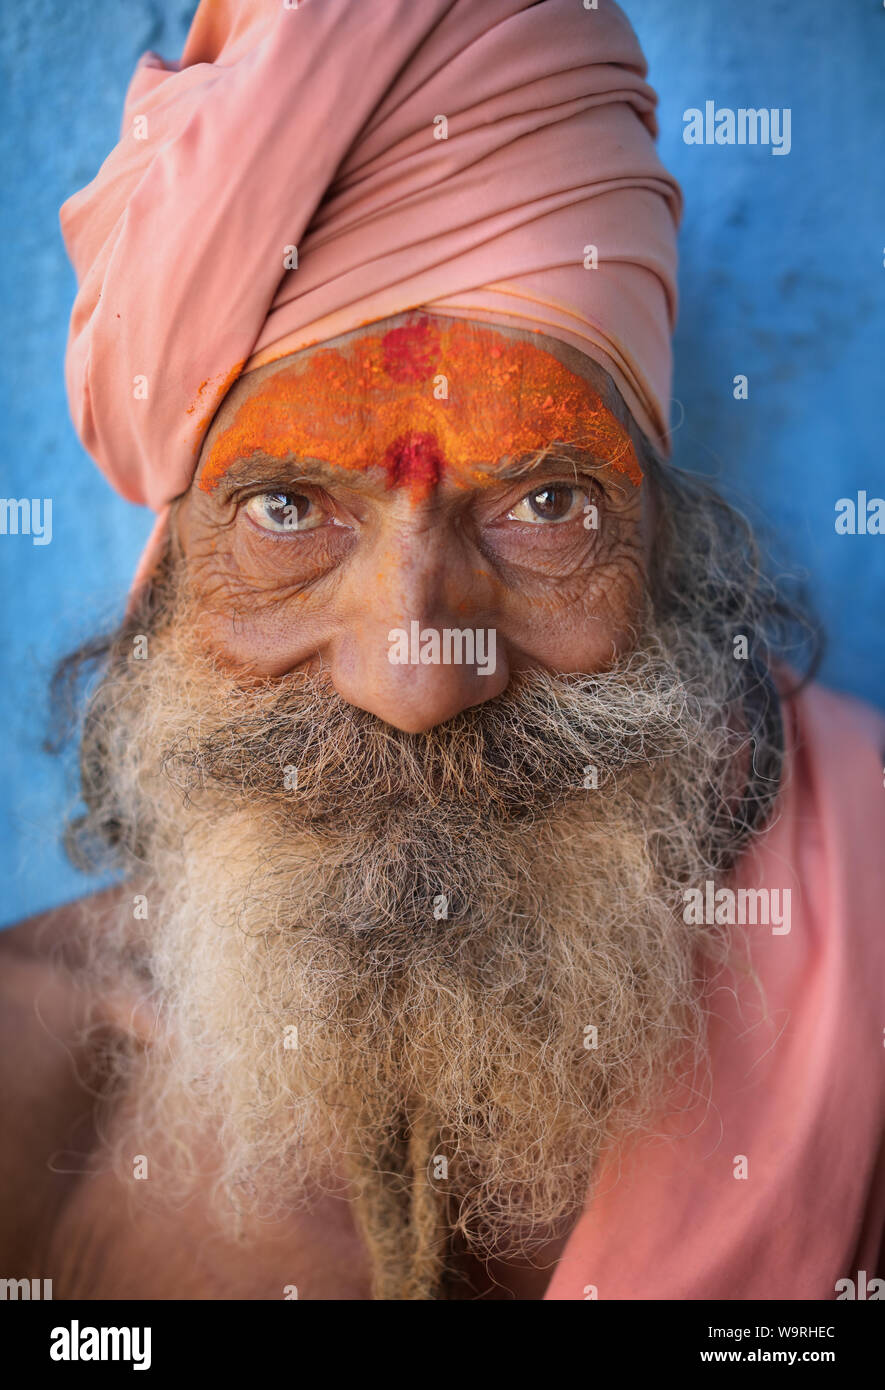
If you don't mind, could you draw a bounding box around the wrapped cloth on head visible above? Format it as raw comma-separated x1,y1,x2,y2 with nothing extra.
60,0,682,552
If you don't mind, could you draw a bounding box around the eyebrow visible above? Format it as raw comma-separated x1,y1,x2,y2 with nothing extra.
204,454,374,494
491,446,619,483
203,443,623,496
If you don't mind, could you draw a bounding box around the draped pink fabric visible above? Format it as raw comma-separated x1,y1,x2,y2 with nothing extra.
545,680,885,1299
59,0,681,526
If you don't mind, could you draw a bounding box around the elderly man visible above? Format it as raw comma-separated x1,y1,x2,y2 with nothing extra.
1,0,883,1302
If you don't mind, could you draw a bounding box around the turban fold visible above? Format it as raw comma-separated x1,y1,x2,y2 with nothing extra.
60,0,681,528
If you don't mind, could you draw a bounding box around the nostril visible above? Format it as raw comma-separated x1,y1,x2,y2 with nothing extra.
339,672,510,735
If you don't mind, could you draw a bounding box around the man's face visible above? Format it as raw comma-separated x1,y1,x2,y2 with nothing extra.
175,312,650,731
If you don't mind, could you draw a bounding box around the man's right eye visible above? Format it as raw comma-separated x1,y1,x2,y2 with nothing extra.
244,491,328,533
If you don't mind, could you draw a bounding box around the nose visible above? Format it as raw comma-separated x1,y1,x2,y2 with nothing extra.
327,521,509,733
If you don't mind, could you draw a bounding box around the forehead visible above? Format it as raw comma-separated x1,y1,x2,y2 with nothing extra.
197,312,639,488
211,313,621,428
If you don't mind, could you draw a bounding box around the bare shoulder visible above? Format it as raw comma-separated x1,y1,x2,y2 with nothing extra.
0,885,132,1264
0,883,130,1033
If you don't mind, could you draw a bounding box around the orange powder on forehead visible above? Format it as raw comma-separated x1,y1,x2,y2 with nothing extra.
198,318,642,495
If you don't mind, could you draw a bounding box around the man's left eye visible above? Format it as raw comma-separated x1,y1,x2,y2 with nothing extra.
507,484,587,525
245,491,328,533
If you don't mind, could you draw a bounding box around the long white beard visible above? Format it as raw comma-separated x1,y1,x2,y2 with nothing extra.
79,611,754,1277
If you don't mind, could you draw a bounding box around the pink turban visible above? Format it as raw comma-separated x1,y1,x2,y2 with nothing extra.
60,0,681,542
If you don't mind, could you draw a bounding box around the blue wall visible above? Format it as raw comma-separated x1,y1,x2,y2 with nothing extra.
1,0,882,926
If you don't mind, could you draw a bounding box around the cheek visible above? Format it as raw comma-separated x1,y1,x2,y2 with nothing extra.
188,591,336,677
497,537,647,674
175,513,332,673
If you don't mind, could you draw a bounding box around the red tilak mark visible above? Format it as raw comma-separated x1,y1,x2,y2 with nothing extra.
384,431,444,493
381,318,441,383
